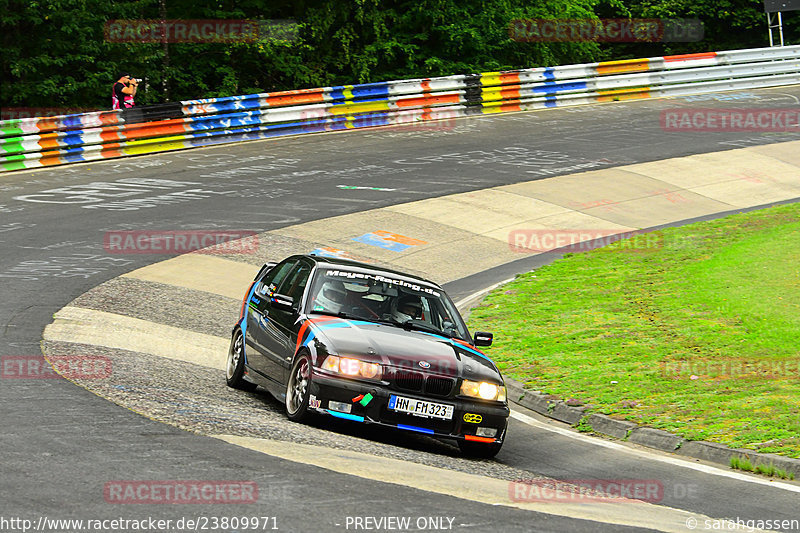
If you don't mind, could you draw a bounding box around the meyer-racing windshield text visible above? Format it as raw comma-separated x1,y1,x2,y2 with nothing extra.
324,270,441,297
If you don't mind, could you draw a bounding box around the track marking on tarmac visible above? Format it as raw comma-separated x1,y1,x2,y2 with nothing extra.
510,410,800,494
44,306,228,371
215,434,716,533
455,277,516,310
122,254,258,300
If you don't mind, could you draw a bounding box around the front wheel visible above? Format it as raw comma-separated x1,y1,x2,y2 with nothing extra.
286,353,312,422
458,439,503,459
226,330,256,391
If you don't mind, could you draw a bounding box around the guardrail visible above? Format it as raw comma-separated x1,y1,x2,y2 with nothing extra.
2,45,798,172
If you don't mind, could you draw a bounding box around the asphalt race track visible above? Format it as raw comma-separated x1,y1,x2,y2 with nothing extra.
2,87,800,532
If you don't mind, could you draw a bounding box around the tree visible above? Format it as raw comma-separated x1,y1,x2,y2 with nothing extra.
2,0,792,112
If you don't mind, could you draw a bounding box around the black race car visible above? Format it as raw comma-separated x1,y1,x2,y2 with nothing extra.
226,254,509,457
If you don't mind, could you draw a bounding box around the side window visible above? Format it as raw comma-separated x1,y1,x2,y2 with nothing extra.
254,260,295,310
278,263,312,308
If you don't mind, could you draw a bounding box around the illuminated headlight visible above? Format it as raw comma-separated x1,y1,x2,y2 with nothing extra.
460,380,503,401
321,356,382,380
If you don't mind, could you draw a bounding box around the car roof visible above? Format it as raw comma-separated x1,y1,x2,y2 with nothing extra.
293,254,441,289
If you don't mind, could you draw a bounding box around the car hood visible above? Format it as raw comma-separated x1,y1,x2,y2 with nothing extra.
302,316,501,381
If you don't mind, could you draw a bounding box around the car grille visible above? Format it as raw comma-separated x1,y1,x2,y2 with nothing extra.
394,371,423,392
425,376,454,397
392,370,454,398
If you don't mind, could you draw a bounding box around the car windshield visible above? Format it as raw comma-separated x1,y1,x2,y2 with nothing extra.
306,267,471,342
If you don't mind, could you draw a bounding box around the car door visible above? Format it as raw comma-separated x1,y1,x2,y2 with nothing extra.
261,260,312,384
245,259,295,383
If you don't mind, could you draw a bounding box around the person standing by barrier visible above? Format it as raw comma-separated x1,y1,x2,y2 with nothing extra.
112,73,138,109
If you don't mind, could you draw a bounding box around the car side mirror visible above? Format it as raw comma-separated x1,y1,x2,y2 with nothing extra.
272,294,296,312
473,331,493,347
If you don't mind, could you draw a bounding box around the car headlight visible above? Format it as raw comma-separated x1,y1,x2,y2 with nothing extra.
460,379,505,401
321,356,382,380
498,385,507,403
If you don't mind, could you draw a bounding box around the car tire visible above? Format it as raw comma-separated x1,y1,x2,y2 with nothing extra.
458,439,503,459
226,330,257,391
286,352,312,422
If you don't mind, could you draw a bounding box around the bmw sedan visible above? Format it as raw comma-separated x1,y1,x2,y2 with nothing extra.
226,254,509,457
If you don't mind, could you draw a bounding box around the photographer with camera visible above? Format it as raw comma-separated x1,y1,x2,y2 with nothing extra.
112,72,139,110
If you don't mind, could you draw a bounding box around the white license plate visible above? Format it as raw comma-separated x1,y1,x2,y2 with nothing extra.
388,394,454,420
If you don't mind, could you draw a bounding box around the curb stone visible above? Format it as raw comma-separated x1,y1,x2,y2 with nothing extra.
586,414,637,440
505,378,800,478
677,441,751,465
507,380,586,425
628,427,685,452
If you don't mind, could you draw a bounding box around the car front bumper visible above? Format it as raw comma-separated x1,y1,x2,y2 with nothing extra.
308,369,509,444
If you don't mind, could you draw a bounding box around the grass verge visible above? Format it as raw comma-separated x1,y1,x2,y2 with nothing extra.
468,202,800,458
730,456,795,480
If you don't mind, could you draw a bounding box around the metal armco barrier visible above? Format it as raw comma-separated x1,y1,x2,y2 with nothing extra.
2,45,798,172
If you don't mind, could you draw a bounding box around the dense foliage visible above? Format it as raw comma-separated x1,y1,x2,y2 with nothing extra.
1,0,796,111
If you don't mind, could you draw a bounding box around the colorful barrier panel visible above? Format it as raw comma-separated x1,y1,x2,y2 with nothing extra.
2,45,798,172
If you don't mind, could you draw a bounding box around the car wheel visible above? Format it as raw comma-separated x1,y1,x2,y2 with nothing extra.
458,439,503,459
226,330,256,391
286,352,312,422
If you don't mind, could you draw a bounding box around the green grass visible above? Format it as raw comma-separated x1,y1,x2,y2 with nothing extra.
468,202,800,458
730,456,795,480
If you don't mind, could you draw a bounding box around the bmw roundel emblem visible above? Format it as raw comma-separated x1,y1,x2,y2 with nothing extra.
418,361,431,369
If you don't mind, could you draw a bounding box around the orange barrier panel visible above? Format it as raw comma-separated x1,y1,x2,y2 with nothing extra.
664,52,717,62
596,59,651,76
